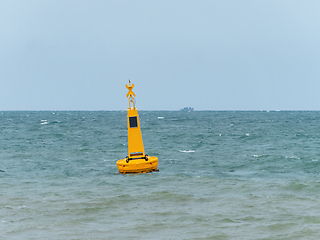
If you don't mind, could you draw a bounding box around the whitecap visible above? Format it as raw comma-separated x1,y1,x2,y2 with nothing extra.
286,156,300,160
158,117,164,119
40,121,49,125
245,133,250,136
252,155,262,158
179,150,195,153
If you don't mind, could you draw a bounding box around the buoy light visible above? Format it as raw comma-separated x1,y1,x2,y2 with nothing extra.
116,80,159,174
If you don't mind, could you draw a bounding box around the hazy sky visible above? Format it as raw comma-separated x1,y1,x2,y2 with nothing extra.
1,0,320,110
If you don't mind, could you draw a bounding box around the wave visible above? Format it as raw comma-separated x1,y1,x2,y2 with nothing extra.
179,150,195,153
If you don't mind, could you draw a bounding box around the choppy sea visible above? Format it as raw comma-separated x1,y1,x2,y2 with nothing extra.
1,111,320,239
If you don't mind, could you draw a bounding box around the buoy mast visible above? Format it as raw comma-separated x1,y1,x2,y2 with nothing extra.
126,80,145,161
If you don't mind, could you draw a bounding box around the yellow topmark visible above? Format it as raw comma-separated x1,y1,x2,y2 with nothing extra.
116,80,159,174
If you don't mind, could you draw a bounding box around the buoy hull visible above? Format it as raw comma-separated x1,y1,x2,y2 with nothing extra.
117,156,158,174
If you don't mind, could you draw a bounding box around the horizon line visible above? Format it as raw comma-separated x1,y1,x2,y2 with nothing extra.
1,109,320,112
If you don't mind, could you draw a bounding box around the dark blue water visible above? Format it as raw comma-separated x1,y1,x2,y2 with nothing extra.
1,111,320,239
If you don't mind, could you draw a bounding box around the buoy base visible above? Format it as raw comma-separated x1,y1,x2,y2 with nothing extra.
117,156,158,174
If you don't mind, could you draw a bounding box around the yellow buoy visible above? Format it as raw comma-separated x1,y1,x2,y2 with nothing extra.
116,80,159,174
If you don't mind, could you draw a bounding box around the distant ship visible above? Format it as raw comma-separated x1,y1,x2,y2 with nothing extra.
180,107,194,112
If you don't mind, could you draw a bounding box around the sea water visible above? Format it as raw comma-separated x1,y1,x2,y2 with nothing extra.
1,111,320,239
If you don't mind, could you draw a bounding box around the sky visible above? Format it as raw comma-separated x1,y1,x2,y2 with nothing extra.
1,0,320,111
